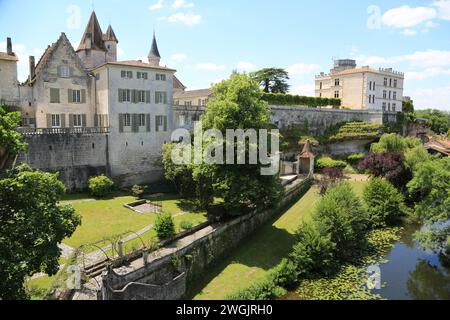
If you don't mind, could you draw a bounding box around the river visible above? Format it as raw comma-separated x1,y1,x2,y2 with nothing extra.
374,223,450,300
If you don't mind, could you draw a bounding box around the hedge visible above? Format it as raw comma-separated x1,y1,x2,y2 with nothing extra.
261,93,341,107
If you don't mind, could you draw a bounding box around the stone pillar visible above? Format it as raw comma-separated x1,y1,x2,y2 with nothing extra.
29,56,35,81
7,37,12,55
117,241,123,258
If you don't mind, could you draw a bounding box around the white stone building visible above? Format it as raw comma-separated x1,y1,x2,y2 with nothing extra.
0,37,19,107
315,59,404,112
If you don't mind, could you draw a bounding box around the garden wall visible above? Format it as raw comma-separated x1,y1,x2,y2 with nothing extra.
100,178,313,300
16,132,108,190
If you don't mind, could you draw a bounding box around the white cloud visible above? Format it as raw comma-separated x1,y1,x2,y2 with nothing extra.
159,12,201,26
149,0,164,11
287,63,320,76
236,61,256,72
406,85,450,110
433,0,450,20
168,53,187,66
354,50,450,68
171,0,194,9
290,84,315,96
194,63,226,71
382,6,437,28
401,29,417,36
405,67,450,81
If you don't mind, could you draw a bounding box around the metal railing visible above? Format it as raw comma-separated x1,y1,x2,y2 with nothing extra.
18,127,110,135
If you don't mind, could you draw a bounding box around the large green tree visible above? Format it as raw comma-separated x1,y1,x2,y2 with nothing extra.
197,73,283,214
250,68,290,93
0,165,81,299
407,157,450,258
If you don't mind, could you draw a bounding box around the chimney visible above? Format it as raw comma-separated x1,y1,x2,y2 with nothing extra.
7,37,12,55
29,56,35,81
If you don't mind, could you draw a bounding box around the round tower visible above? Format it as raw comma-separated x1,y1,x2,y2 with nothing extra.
148,32,161,66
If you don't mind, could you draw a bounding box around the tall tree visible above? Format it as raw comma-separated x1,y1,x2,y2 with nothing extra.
250,68,290,93
415,109,450,134
407,157,450,259
197,73,283,214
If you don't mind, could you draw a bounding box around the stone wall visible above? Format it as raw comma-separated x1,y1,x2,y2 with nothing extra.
17,132,108,190
100,178,312,300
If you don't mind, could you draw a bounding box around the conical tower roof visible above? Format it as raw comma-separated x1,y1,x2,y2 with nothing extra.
77,11,107,51
103,25,119,43
299,140,315,158
148,32,161,58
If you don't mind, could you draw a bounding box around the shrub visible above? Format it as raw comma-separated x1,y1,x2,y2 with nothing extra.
261,92,340,107
179,220,193,230
226,277,287,300
88,175,114,197
313,182,369,261
358,152,412,189
363,178,406,228
290,223,336,276
318,167,344,195
131,185,146,198
269,258,299,288
154,213,176,239
346,153,365,165
316,156,347,169
404,146,431,172
370,134,422,154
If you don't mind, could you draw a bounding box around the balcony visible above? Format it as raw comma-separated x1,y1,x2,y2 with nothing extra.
18,127,110,136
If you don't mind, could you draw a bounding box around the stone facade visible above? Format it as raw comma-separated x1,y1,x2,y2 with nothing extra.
0,38,19,105
315,59,404,112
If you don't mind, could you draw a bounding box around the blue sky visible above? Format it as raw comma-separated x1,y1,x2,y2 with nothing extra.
1,0,450,110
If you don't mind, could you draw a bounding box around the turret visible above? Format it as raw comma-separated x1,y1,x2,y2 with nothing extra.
76,11,107,69
148,32,161,66
103,25,119,62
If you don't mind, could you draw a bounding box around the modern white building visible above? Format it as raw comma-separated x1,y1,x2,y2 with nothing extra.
315,59,404,112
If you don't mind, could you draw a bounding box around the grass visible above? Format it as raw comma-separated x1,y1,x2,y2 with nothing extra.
62,193,206,250
190,180,368,300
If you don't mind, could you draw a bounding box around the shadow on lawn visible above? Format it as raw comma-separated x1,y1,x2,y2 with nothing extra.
185,210,296,299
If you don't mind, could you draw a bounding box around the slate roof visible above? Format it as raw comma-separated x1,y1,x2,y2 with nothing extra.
148,32,161,58
173,88,212,99
103,25,118,43
299,140,315,158
77,11,107,52
93,60,176,72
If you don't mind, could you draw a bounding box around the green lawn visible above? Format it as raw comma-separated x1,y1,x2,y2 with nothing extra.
190,180,368,300
62,193,206,249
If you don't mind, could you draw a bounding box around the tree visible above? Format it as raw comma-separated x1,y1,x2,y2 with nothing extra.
162,143,196,197
415,109,450,134
0,106,27,172
404,145,431,172
402,100,414,114
197,73,283,214
358,152,412,189
88,175,114,197
363,178,406,228
370,133,422,154
0,164,81,299
154,213,176,240
407,158,450,257
313,182,369,261
250,68,290,93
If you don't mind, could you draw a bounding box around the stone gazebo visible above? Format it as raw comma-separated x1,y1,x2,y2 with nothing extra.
297,140,315,177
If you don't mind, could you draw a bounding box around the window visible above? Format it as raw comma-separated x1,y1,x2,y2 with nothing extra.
155,115,167,132
393,92,397,100
51,114,61,127
382,102,386,111
184,101,192,107
389,79,392,87
137,72,148,79
334,91,339,98
392,103,396,112
123,114,131,127
394,79,398,88
50,88,60,103
155,91,168,104
384,78,388,86
319,82,323,90
119,89,131,102
369,81,372,91
139,114,146,127
60,66,70,78
73,114,83,127
121,71,133,79
389,91,392,100
335,79,340,86
156,73,167,81
388,103,391,111
72,90,81,103
383,90,387,99
138,90,146,103
179,114,185,126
